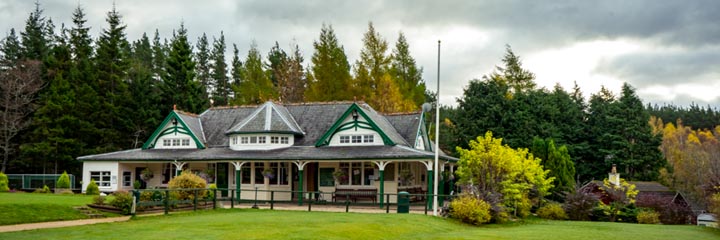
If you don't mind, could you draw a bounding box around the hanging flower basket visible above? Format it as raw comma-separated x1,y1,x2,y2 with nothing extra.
332,169,346,184
141,168,154,181
262,169,275,179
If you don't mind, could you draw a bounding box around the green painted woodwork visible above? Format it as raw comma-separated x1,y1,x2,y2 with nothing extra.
235,169,241,202
438,173,444,206
142,111,206,149
298,169,304,206
315,103,395,147
379,170,385,209
426,169,433,210
175,169,181,177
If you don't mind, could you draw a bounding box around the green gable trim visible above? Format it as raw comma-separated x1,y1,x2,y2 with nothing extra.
315,103,395,147
416,112,433,152
141,111,206,149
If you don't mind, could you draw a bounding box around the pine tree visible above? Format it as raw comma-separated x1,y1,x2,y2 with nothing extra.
95,6,131,150
161,23,207,114
305,24,352,102
194,33,211,101
231,43,276,104
151,29,167,81
390,32,426,106
230,43,242,85
615,83,664,180
210,32,229,106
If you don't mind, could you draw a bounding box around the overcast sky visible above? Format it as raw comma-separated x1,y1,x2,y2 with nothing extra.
1,0,719,108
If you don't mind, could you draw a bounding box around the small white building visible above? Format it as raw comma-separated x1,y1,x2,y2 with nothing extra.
697,213,717,228
78,101,457,205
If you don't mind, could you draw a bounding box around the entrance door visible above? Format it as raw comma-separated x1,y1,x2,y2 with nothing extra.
216,163,229,197
135,167,147,189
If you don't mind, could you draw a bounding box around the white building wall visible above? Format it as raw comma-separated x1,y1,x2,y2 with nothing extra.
82,161,119,193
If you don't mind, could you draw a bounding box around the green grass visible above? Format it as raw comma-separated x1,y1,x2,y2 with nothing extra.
0,209,718,239
0,192,113,225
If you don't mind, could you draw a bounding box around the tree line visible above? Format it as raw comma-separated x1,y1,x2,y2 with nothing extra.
0,3,427,175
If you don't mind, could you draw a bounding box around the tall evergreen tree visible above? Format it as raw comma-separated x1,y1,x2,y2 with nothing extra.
266,41,287,87
231,43,276,104
210,32,229,106
20,2,50,61
151,29,167,80
615,83,664,180
194,33,211,101
1,29,22,68
275,43,306,103
230,43,242,85
390,32,426,106
488,45,536,94
127,33,162,147
94,6,131,150
161,23,207,114
305,24,352,101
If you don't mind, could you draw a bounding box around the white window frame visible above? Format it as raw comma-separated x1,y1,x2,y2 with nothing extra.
90,171,111,187
271,136,279,144
280,136,289,144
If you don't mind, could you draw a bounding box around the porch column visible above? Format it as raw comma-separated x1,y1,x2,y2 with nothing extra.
449,164,455,195
231,162,247,203
373,161,391,209
421,161,434,210
293,161,309,206
172,161,187,177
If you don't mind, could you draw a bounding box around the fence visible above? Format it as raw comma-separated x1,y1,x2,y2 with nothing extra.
130,188,457,216
6,174,77,190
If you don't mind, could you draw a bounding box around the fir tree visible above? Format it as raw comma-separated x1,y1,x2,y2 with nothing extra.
95,6,131,150
20,2,50,61
305,24,352,101
1,29,22,68
127,33,162,147
210,32,229,106
161,23,207,114
266,41,287,87
194,33,211,101
151,29,166,81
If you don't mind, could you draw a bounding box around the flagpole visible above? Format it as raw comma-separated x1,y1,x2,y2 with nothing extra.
432,40,440,216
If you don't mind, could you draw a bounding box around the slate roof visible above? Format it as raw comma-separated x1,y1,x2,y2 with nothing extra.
175,111,205,143
385,113,422,148
79,101,459,162
225,101,304,135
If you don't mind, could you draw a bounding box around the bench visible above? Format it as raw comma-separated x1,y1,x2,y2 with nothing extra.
332,188,377,203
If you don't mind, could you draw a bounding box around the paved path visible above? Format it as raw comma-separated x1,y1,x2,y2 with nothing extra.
0,216,131,233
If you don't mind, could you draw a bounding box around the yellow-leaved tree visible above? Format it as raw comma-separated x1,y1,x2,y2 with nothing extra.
456,131,553,218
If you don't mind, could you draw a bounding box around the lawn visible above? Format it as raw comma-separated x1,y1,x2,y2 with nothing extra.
0,208,718,240
0,192,114,225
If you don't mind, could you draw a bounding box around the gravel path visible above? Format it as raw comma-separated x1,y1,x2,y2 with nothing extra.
0,216,131,233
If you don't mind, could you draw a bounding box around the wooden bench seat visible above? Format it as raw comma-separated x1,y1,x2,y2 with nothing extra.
332,188,377,203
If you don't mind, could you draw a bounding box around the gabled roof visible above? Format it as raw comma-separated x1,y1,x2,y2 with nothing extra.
141,110,206,149
225,101,304,135
385,112,423,148
314,103,406,147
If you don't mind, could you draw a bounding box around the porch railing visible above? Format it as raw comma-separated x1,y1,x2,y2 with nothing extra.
130,188,457,216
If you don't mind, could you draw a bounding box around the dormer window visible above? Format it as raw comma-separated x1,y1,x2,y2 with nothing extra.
281,136,289,144
160,137,191,148
337,134,375,145
229,134,293,150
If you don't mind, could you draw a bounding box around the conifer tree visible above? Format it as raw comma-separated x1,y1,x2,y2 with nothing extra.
195,33,212,100
95,6,131,150
230,43,242,85
151,29,166,80
161,23,207,114
127,33,162,147
231,43,276,104
210,32,230,106
354,22,390,102
531,138,576,197
266,41,287,87
390,32,426,106
275,43,306,103
305,24,352,101
20,2,50,61
1,29,22,68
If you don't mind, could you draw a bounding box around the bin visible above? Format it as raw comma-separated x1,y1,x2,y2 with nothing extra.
397,191,410,213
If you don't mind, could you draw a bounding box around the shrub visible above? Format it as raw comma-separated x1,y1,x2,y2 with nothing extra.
450,194,492,225
86,179,100,195
639,194,693,224
564,188,598,221
637,209,660,224
208,183,217,199
133,180,141,189
93,195,106,205
537,203,567,220
110,191,133,215
479,191,508,223
709,192,720,216
168,171,207,200
56,171,71,189
34,185,51,193
0,172,9,192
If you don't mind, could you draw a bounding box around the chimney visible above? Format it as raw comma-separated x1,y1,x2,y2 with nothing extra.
609,164,620,186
